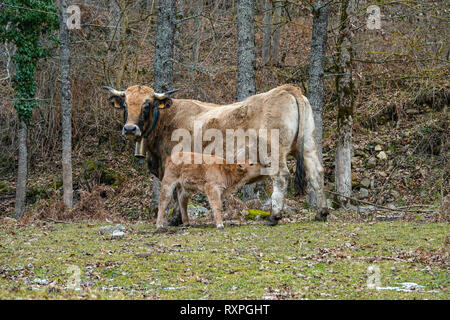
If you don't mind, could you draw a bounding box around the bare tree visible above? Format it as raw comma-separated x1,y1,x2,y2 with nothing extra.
14,120,27,219
60,0,73,209
335,0,356,205
154,0,176,92
237,0,256,101
153,0,181,224
192,0,204,66
237,0,260,200
271,0,282,64
305,1,329,206
109,0,121,42
261,0,272,65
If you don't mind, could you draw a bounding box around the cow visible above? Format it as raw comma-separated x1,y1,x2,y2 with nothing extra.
102,84,328,225
158,152,265,230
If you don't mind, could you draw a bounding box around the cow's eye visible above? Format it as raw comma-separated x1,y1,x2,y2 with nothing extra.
142,102,151,120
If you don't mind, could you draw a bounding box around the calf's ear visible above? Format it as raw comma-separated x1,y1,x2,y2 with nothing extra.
108,95,125,110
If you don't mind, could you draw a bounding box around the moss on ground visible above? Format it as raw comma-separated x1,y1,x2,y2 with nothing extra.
0,221,448,299
246,209,270,220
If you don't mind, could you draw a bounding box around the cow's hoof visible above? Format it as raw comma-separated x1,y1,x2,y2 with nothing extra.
216,224,224,230
182,223,191,229
265,215,281,226
314,208,329,222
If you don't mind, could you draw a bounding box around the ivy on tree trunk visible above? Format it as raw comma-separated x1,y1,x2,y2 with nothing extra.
0,0,59,219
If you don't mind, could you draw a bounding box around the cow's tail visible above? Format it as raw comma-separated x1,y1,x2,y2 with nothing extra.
283,85,308,195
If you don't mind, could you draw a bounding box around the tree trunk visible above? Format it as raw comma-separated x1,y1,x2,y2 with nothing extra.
192,0,203,66
335,0,356,206
153,0,181,225
154,0,176,93
305,1,329,207
261,0,272,65
115,1,129,89
14,119,27,219
237,0,260,200
237,0,256,101
109,0,121,42
60,0,73,209
271,1,282,64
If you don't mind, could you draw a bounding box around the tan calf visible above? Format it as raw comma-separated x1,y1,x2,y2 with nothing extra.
157,152,265,230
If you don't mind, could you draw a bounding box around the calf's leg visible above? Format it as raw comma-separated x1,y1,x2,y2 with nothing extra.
205,184,224,230
177,186,190,226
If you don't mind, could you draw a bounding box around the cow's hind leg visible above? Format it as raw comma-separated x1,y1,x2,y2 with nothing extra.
304,136,329,222
156,181,178,229
266,166,289,226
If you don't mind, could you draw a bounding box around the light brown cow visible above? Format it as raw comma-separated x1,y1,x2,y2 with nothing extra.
102,84,328,225
157,152,265,229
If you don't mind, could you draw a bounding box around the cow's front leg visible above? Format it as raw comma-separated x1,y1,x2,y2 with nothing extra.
156,182,177,229
205,184,224,230
177,186,190,226
266,169,289,226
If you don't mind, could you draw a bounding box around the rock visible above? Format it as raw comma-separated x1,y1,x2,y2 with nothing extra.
374,145,383,151
284,204,296,214
405,108,420,115
377,151,387,160
352,172,361,187
386,203,396,210
111,230,125,238
187,203,209,219
99,224,126,235
357,205,376,212
359,188,369,199
367,157,377,168
240,182,265,201
360,178,371,188
390,189,400,198
262,199,272,211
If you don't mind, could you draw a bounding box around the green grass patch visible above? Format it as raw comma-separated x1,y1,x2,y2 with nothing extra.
0,221,448,299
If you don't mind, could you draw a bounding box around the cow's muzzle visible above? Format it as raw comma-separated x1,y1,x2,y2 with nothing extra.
122,124,141,138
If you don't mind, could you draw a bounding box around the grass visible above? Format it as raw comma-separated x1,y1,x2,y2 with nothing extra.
0,220,448,300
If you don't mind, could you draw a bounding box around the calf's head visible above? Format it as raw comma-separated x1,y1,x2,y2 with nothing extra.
102,85,176,140
237,160,266,182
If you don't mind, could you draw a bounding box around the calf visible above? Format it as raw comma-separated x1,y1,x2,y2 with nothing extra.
157,152,265,230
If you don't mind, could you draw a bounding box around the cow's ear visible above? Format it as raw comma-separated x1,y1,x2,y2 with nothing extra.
108,95,125,109
157,98,173,110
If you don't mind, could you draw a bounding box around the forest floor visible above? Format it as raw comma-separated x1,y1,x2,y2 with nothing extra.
0,218,448,300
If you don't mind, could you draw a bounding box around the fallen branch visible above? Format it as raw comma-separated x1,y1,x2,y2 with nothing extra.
326,190,436,214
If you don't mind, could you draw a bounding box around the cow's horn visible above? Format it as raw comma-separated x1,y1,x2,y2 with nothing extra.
102,86,125,96
153,89,179,100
